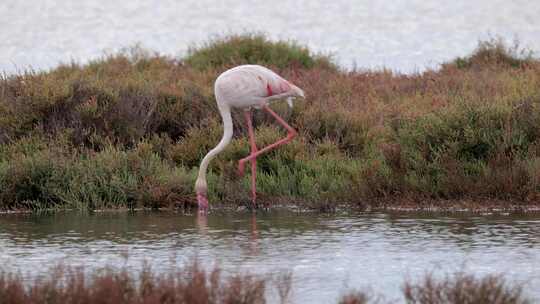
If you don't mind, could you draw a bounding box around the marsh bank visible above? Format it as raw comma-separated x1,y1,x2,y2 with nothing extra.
0,35,539,212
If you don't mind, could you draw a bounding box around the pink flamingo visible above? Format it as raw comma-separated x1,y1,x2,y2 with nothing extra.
195,65,305,213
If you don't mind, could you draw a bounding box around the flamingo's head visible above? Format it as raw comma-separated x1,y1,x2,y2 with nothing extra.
286,84,305,108
195,178,209,213
290,84,305,99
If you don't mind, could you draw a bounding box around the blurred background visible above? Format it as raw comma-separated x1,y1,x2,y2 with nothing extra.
1,0,539,74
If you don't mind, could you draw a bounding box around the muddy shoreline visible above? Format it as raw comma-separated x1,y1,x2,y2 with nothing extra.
2,199,539,215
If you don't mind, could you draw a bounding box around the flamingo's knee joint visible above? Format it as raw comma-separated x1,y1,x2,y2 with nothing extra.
287,131,297,140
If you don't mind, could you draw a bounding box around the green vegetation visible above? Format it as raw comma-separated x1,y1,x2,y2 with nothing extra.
185,33,336,71
0,34,539,211
444,37,535,70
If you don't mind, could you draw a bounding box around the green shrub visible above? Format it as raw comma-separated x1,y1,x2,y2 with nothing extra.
184,33,336,70
374,101,540,199
0,140,195,211
444,37,534,70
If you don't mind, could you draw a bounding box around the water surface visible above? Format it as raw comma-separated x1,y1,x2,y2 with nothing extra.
1,211,539,303
1,1,540,74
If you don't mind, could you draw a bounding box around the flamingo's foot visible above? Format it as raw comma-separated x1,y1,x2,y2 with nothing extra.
238,159,246,177
248,201,258,212
197,192,209,214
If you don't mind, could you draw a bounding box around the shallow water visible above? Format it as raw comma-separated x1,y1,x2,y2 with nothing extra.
1,0,540,74
1,211,539,303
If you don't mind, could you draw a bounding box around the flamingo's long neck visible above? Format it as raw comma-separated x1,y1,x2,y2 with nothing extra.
195,104,233,193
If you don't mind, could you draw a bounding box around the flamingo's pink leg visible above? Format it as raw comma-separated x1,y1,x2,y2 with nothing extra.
242,109,258,207
238,105,297,175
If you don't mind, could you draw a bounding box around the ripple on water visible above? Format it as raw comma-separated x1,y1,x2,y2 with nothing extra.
0,211,539,303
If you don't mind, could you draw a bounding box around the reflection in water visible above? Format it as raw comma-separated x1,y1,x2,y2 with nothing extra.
196,212,208,235
250,214,260,256
1,211,540,303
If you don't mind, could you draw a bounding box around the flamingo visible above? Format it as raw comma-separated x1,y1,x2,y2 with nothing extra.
195,65,305,213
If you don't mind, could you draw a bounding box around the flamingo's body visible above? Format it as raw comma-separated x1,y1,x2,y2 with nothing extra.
195,65,305,212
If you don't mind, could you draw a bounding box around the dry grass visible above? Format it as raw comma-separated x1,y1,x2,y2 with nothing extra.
0,262,267,304
402,272,531,304
339,291,373,304
0,265,531,304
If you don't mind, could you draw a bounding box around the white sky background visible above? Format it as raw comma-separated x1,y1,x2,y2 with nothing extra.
1,0,539,74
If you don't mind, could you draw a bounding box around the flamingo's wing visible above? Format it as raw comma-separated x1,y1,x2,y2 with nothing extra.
214,65,299,108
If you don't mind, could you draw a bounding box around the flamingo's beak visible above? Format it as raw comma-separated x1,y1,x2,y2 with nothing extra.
287,97,294,108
